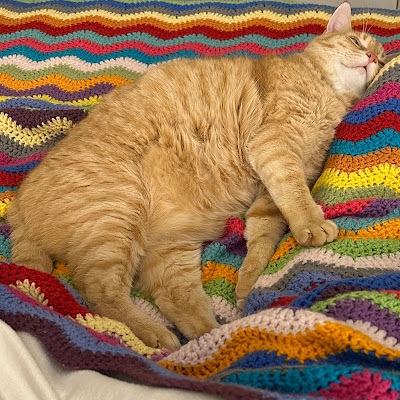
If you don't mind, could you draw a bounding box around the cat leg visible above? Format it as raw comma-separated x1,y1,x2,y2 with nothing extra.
139,244,219,340
235,193,287,307
247,123,338,247
8,201,53,273
71,243,181,351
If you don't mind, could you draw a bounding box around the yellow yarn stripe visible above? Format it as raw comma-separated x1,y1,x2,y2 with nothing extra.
0,112,74,146
0,8,398,25
74,313,161,357
313,164,400,192
0,198,11,218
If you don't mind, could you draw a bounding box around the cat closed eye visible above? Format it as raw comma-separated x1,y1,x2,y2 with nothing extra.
350,36,361,47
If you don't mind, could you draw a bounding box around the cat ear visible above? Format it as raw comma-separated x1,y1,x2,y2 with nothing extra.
326,2,352,33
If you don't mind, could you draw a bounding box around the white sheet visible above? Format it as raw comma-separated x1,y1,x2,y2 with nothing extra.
0,320,221,400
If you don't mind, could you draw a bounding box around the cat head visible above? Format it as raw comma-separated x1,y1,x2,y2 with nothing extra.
305,2,386,97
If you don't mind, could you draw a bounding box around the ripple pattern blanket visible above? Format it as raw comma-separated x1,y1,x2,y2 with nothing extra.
1,1,400,399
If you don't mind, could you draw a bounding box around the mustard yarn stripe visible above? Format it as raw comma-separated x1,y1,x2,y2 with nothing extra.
74,314,161,357
0,112,74,146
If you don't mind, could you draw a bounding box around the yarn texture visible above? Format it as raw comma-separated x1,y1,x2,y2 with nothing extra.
1,1,400,399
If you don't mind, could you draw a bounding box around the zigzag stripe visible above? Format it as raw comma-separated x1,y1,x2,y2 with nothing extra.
0,98,82,109
160,316,400,378
353,82,400,111
335,210,400,231
325,297,400,342
0,38,308,58
291,273,400,308
0,46,302,64
0,82,113,101
1,30,398,50
0,2,320,15
257,248,400,288
0,133,65,159
0,9,344,25
0,7,399,26
0,67,136,86
343,98,400,125
314,164,400,192
0,21,326,39
312,291,400,316
0,54,149,74
324,147,400,173
328,129,400,156
315,165,400,194
312,184,400,206
0,107,86,128
221,367,400,397
0,30,315,48
0,94,100,107
0,112,74,146
336,111,400,142
267,236,400,276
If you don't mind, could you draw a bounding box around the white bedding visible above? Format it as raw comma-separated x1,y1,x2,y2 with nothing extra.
0,320,221,400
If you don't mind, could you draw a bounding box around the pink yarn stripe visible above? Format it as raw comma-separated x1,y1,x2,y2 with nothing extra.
0,37,307,57
0,152,46,166
319,370,399,400
353,82,400,111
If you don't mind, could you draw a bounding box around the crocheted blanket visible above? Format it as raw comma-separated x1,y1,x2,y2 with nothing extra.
1,1,400,399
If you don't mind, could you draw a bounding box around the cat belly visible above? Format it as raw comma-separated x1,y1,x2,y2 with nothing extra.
142,146,256,243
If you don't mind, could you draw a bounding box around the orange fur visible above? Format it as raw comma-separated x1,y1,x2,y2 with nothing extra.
7,4,386,349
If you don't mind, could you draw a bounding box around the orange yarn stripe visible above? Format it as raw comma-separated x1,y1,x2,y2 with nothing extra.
0,74,131,91
159,322,400,379
0,191,14,202
325,147,400,172
270,236,298,261
202,261,238,285
338,219,400,240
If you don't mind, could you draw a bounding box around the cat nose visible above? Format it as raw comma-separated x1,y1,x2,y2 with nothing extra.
367,51,378,64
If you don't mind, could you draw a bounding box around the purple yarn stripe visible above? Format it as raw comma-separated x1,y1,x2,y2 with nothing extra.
0,83,114,102
0,225,10,238
216,232,247,258
353,198,400,218
325,297,400,343
0,108,87,129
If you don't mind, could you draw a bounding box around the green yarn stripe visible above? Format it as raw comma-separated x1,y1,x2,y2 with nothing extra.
312,184,400,205
203,278,236,305
311,291,400,315
0,65,142,81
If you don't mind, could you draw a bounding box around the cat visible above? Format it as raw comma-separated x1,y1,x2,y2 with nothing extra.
7,2,386,350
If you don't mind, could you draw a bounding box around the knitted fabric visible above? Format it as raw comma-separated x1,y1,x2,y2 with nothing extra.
1,1,400,399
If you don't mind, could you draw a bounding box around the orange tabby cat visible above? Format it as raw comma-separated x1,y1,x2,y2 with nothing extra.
7,2,386,350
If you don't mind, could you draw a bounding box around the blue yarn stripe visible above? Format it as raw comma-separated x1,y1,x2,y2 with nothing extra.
0,30,314,49
0,161,39,173
343,98,400,125
329,128,400,156
291,272,400,308
335,210,400,231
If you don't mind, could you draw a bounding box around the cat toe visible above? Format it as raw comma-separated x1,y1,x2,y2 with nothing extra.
294,219,338,247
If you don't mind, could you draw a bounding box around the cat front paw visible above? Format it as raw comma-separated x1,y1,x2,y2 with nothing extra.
291,218,338,247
